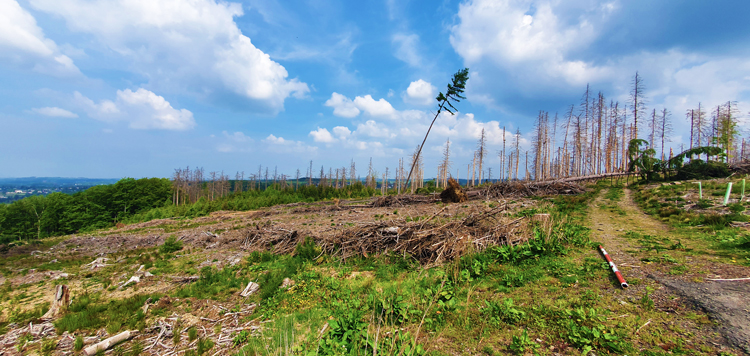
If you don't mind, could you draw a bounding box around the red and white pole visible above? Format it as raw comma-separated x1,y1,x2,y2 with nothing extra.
599,245,628,289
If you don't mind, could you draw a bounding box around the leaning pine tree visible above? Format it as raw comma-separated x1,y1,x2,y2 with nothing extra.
403,68,469,193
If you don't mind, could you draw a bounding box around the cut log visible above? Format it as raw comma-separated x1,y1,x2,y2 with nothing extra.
83,330,136,356
240,282,260,297
119,275,140,289
41,285,69,321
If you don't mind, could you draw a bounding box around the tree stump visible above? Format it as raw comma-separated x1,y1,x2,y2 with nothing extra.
41,285,69,320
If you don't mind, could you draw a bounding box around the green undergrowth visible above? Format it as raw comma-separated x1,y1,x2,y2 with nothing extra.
632,180,750,264
226,183,684,355
35,181,730,354
55,293,160,334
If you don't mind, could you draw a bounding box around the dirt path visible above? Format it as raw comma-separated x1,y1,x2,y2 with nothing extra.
587,187,750,355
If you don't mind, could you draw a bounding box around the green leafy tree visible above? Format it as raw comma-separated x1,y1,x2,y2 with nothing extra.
627,139,659,181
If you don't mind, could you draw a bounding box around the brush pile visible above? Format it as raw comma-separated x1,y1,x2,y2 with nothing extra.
483,180,585,199
319,206,527,264
730,161,750,175
370,194,438,207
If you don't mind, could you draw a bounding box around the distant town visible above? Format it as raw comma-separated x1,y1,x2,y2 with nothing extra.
0,177,120,203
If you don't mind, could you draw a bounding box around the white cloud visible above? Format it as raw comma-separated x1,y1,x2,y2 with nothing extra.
31,107,78,118
262,134,318,154
403,79,436,105
325,93,397,119
309,127,335,143
356,120,395,139
332,126,351,138
353,95,397,118
0,0,80,76
450,0,612,89
75,88,195,130
224,131,253,142
29,0,308,113
392,33,422,67
324,93,360,118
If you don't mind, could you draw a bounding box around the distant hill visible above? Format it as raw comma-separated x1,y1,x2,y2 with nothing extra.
0,177,120,186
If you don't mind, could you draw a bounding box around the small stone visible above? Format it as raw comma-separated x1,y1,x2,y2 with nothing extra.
280,278,295,289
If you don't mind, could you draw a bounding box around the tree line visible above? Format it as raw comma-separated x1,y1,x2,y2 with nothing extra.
0,178,171,243
441,72,744,186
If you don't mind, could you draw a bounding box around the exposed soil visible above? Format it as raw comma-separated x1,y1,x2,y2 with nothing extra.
588,187,750,355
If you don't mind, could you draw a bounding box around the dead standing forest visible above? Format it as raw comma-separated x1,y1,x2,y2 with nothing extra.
1,72,747,244
1,71,750,355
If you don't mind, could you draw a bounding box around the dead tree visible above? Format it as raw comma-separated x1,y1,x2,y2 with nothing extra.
630,71,646,139
659,108,672,161
477,128,486,184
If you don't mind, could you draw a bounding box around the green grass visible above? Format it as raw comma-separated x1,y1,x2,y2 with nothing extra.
54,293,159,333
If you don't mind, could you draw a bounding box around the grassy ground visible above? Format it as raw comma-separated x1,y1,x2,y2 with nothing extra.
0,180,745,355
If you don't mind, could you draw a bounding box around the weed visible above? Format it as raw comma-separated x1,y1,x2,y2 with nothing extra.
484,298,526,326
41,337,57,356
696,199,713,209
640,293,655,310
55,293,158,333
74,335,84,351
196,338,214,354
172,321,182,345
175,266,247,300
508,329,536,355
728,203,745,213
188,326,198,342
233,330,251,346
295,236,321,260
482,345,495,355
130,340,144,356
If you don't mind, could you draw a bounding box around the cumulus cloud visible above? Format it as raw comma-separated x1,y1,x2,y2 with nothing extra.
332,126,351,138
29,0,308,113
403,79,437,105
31,107,78,118
353,95,397,118
75,88,195,130
325,93,397,119
324,93,360,118
309,127,335,143
450,0,605,86
0,0,80,76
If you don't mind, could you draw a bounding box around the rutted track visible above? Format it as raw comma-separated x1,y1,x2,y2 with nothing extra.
588,187,750,355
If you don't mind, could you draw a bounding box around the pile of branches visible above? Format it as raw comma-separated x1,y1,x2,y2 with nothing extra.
730,161,750,175
482,180,585,199
319,206,526,264
370,194,438,207
240,225,301,254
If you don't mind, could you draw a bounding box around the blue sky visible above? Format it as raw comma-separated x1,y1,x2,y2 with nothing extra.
2,0,750,179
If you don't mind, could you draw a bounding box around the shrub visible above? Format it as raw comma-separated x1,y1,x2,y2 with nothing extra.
696,199,713,209
674,159,730,180
160,235,183,254
658,206,680,217
295,236,320,261
728,203,745,213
